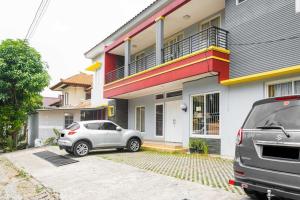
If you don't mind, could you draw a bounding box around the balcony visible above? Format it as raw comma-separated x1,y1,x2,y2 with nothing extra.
105,26,228,84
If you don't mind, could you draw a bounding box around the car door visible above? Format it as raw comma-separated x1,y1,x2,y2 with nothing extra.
84,122,107,147
101,122,122,146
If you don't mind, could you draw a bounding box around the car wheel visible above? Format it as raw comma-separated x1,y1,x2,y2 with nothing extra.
243,189,267,200
73,141,90,157
65,149,73,155
127,138,141,152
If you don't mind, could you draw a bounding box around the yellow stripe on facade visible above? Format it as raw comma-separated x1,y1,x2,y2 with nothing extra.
85,61,101,72
104,56,230,91
104,46,230,87
221,65,300,86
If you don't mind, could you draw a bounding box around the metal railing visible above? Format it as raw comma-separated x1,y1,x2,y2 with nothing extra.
105,26,228,83
129,52,156,75
162,26,228,62
105,66,125,83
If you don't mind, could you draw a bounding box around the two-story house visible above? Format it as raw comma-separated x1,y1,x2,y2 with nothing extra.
85,0,300,157
28,72,107,146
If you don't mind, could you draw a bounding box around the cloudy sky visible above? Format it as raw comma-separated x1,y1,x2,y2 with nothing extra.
0,0,154,97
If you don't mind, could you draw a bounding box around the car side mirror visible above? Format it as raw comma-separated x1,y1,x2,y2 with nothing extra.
116,127,122,131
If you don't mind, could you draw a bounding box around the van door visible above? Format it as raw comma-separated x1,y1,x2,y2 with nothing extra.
240,97,300,175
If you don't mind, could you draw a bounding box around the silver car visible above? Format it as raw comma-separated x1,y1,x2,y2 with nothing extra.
58,120,143,157
231,95,300,200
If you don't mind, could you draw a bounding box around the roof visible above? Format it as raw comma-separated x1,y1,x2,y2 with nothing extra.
84,0,171,58
50,72,93,91
42,97,61,108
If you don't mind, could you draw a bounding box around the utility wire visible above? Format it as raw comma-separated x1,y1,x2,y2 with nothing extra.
229,35,300,46
25,0,50,41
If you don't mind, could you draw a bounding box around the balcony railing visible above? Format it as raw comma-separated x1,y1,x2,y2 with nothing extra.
105,66,125,83
105,26,228,83
162,26,228,62
129,52,156,75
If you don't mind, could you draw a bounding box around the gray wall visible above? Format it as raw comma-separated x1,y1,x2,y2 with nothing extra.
182,76,265,157
109,99,129,128
128,93,182,141
225,0,300,78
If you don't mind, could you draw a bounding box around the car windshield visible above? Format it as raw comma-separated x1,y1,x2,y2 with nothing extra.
244,99,300,129
65,122,80,130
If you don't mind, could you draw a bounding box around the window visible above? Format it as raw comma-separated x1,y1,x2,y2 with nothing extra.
66,122,80,130
136,106,145,132
64,92,69,106
244,100,300,129
200,16,221,30
166,90,182,98
236,0,248,5
81,109,106,121
155,104,164,136
267,79,300,97
102,122,117,130
84,123,101,130
192,93,219,136
155,94,164,100
64,113,73,128
85,92,91,100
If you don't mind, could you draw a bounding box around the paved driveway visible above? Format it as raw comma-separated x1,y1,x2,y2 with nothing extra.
3,147,248,200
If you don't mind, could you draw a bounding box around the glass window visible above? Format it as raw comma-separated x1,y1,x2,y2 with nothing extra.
166,90,182,98
81,110,106,121
192,93,219,135
268,82,293,97
64,113,73,128
66,122,79,130
64,92,69,106
155,104,164,136
155,94,164,100
102,122,117,130
244,99,300,129
84,123,101,130
237,0,248,5
136,106,145,132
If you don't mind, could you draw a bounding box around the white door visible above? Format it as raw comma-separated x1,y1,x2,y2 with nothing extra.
165,100,183,143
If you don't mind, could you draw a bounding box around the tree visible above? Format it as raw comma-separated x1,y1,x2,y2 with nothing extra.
0,39,50,151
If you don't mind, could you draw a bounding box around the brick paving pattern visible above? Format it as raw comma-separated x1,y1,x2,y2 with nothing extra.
99,151,244,195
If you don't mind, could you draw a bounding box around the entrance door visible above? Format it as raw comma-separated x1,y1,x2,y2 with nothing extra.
165,100,183,142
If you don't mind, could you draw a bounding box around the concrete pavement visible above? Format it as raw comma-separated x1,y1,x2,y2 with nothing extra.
3,146,248,200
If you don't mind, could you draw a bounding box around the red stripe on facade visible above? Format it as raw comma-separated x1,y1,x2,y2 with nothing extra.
104,0,191,53
103,50,229,98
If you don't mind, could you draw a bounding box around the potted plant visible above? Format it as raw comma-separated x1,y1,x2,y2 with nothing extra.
189,138,209,154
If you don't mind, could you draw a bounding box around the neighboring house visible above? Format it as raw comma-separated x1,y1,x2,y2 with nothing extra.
84,0,300,157
28,73,107,147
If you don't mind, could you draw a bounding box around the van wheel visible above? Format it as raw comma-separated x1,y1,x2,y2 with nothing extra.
127,138,141,152
73,141,90,157
243,189,267,200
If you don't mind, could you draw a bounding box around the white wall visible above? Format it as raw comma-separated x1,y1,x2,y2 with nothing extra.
91,53,109,107
63,86,86,106
37,110,80,142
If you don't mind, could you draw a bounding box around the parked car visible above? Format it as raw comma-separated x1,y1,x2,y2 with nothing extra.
230,95,300,200
58,120,143,157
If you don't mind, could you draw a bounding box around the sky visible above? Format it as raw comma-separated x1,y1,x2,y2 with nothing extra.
0,0,155,97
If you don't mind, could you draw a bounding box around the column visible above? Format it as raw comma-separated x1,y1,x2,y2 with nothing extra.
124,38,131,77
155,16,164,65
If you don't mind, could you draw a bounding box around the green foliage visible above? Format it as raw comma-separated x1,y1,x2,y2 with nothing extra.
44,128,60,146
0,39,50,151
189,138,209,154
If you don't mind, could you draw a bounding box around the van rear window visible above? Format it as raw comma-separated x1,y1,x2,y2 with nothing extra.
244,99,300,129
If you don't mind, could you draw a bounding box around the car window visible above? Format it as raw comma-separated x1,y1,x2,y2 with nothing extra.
66,122,80,130
101,122,117,130
84,123,101,130
244,99,300,129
